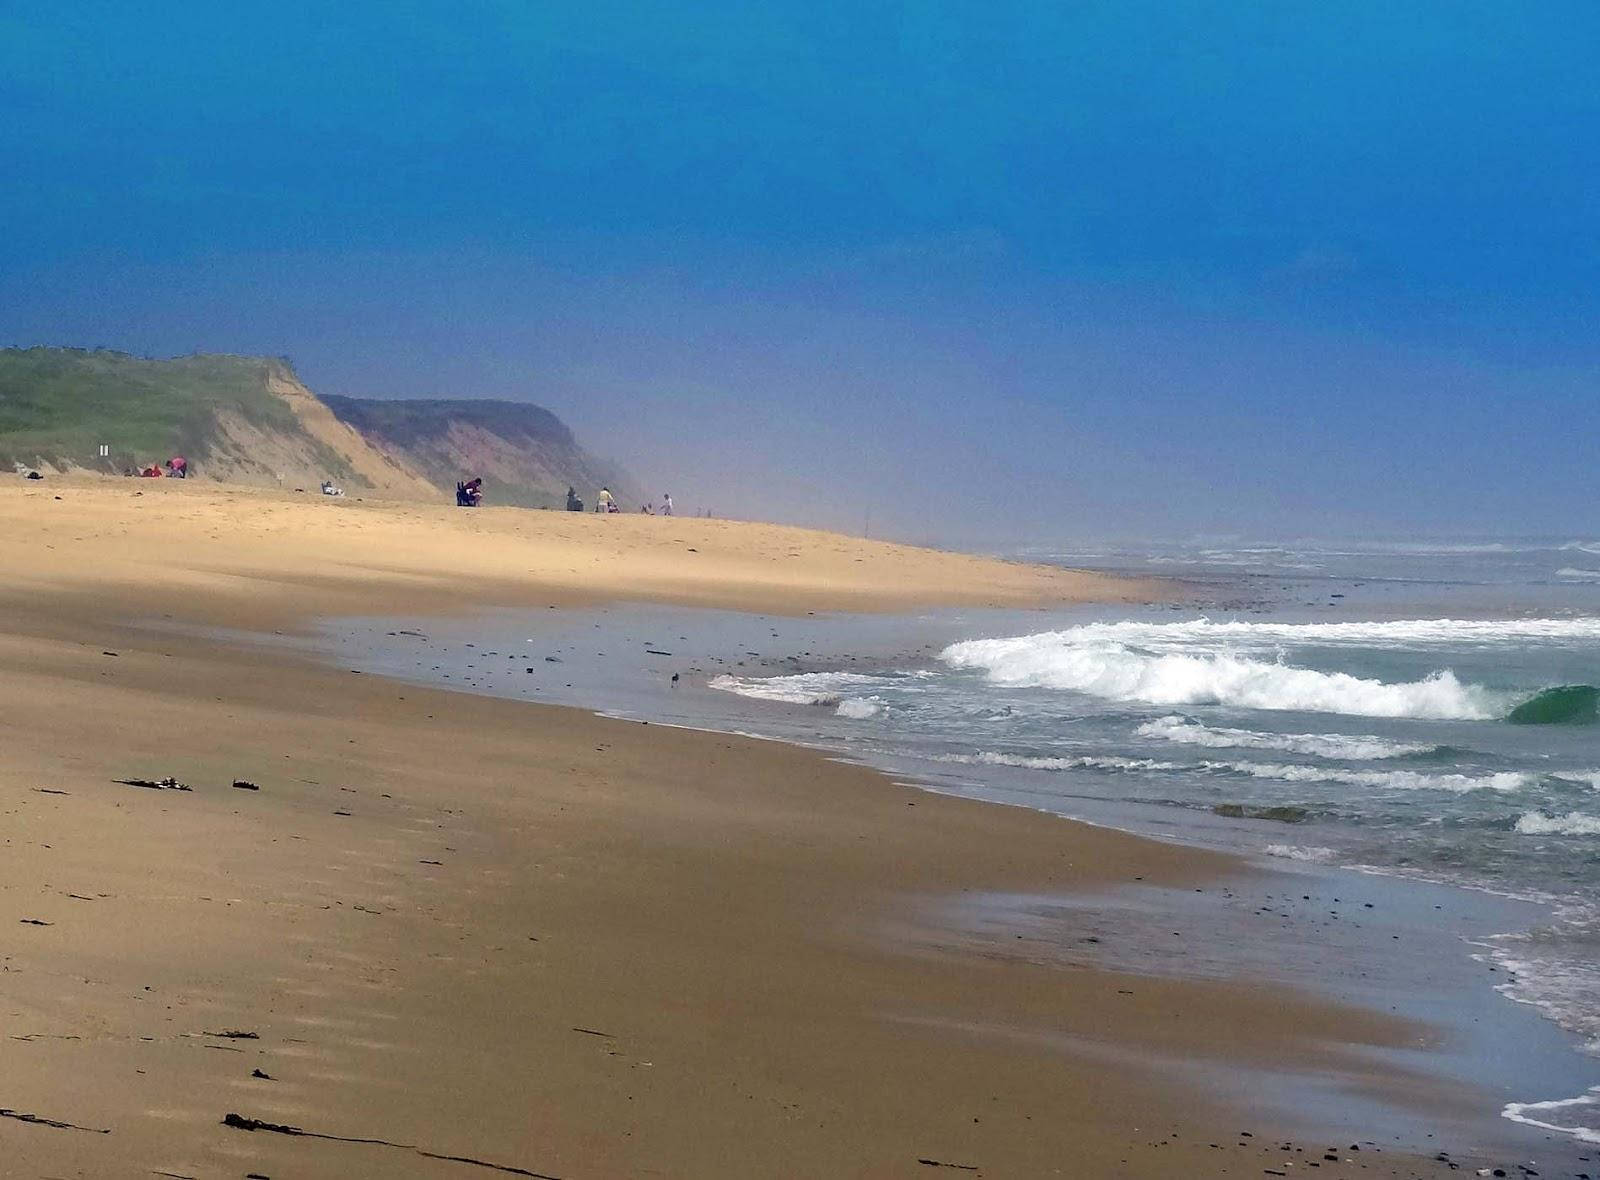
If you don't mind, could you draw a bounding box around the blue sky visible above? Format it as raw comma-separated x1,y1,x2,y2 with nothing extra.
3,2,1597,542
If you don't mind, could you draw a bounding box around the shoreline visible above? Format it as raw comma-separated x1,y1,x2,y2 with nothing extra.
1,481,1583,1176
310,597,1600,1164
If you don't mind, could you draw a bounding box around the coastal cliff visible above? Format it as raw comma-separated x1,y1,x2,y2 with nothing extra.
0,347,634,507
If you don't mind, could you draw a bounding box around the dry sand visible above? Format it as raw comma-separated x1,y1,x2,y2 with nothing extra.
3,478,1154,626
2,479,1460,1178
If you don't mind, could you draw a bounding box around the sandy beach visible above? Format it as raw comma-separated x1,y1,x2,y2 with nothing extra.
1,479,1507,1178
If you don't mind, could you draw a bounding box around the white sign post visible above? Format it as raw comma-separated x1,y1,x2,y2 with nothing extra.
98,444,109,458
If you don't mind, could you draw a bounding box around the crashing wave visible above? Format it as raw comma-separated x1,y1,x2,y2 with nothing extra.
949,617,1600,652
939,617,1600,719
942,632,1502,720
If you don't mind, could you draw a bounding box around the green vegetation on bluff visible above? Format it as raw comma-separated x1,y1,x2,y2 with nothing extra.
0,347,345,475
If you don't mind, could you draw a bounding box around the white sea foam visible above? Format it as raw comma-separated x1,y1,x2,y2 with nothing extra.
937,751,1534,793
934,751,1182,774
949,617,1600,652
1476,896,1600,1058
1556,567,1600,581
835,697,884,719
1516,811,1600,836
707,671,888,707
1262,844,1338,862
939,617,1600,719
1236,763,1533,793
1495,931,1600,1142
1136,715,1434,760
1503,1088,1600,1144
1480,907,1600,1148
942,631,1504,720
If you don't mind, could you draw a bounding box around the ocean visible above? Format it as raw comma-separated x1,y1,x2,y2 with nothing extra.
311,534,1600,1153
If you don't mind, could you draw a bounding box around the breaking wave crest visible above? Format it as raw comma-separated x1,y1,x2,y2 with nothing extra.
941,623,1509,719
1136,716,1436,760
948,617,1600,651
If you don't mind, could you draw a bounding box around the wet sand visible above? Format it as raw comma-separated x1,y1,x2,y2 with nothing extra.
0,478,1555,1177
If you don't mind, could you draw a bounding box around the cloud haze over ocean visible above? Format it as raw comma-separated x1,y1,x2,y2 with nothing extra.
3,3,1597,542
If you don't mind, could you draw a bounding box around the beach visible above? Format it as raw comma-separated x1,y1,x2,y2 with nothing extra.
0,479,1565,1178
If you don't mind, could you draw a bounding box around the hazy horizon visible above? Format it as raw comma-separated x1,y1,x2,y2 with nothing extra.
4,4,1597,546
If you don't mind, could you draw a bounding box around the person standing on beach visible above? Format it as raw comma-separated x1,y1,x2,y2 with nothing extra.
597,486,616,513
661,492,673,516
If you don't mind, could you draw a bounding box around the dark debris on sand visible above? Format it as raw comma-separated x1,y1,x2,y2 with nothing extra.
222,1112,564,1177
112,776,191,791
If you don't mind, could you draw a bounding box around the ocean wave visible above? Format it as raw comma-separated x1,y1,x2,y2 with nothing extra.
1515,811,1600,836
1239,764,1533,792
1557,567,1600,581
937,617,1600,719
943,636,1500,720
1136,716,1435,760
946,617,1600,652
937,751,1534,793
